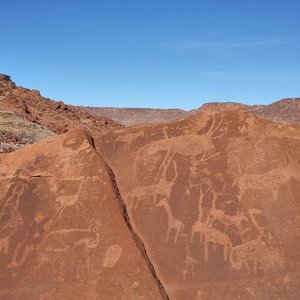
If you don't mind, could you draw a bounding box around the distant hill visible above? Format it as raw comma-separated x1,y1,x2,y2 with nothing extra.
84,97,300,127
83,106,187,127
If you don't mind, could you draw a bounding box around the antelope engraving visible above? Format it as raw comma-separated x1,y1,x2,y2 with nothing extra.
126,161,178,209
155,198,184,243
233,162,300,201
191,184,232,261
191,217,232,261
51,179,85,222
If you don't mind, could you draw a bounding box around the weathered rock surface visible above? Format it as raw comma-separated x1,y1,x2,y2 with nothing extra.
97,109,300,299
0,129,166,299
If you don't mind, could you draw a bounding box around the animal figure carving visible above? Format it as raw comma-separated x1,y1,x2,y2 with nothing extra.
191,218,232,261
0,182,26,261
126,161,178,209
42,228,99,252
113,130,144,149
233,162,300,201
191,183,232,261
229,209,285,274
136,113,225,183
155,198,184,243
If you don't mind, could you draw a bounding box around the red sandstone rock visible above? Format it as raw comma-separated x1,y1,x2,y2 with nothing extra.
0,129,166,299
97,109,300,299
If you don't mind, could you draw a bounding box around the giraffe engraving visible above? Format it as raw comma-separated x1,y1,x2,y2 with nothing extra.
154,198,184,244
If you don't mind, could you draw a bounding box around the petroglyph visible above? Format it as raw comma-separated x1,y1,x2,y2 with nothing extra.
191,183,232,261
182,234,200,280
51,179,85,222
234,162,300,201
229,209,285,274
102,244,123,268
183,253,201,280
136,113,225,183
7,244,34,269
0,182,27,266
126,161,178,209
155,198,184,243
0,236,9,256
42,228,99,252
0,182,26,235
191,218,232,261
113,130,144,149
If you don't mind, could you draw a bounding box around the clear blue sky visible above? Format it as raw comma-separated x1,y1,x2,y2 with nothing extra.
1,0,300,109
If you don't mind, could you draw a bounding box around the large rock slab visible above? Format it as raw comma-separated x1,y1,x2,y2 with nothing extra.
98,109,300,299
0,129,165,299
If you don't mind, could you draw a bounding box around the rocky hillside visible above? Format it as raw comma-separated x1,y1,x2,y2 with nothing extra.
0,74,122,135
0,74,122,153
0,110,54,153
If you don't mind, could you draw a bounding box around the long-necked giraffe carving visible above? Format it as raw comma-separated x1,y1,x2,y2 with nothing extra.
155,197,184,244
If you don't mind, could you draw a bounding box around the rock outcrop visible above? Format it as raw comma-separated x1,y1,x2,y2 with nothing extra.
97,109,300,299
1,73,300,299
0,110,54,153
0,129,166,299
0,74,122,135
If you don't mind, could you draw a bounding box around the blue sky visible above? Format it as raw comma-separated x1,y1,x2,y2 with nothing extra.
1,0,300,109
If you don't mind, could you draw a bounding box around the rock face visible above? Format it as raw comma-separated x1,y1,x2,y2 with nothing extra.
0,74,122,135
97,109,300,299
0,129,166,299
1,73,300,299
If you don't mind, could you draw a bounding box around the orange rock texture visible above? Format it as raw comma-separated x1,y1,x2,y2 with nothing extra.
98,109,300,299
0,129,166,299
1,74,300,299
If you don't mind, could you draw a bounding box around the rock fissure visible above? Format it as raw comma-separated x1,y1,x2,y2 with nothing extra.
102,159,169,299
29,175,53,179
